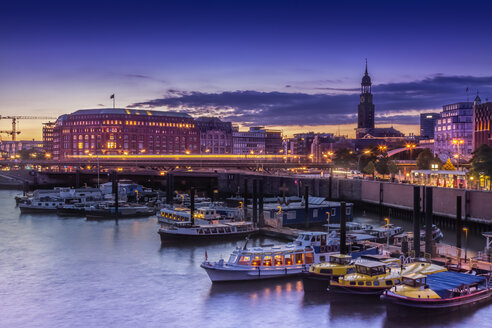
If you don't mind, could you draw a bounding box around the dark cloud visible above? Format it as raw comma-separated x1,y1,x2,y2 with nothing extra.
130,75,492,126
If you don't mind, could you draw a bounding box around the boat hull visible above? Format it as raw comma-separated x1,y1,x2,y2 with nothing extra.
328,283,389,295
381,288,492,310
19,206,58,213
201,263,306,282
301,272,341,292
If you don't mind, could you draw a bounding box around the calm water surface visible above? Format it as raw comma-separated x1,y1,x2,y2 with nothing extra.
0,190,490,328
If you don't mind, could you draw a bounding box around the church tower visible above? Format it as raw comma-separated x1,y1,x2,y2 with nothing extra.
356,60,375,138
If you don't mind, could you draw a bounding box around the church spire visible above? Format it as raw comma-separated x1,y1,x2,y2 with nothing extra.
365,58,368,75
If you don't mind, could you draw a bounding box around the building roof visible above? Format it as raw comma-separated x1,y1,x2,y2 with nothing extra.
69,108,191,118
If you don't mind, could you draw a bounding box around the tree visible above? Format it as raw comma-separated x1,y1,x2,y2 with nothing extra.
470,145,492,188
333,148,357,168
442,158,456,171
362,161,375,178
375,157,390,177
416,148,434,170
388,160,399,176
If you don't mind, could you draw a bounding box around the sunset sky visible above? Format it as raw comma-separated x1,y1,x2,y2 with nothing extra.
1,0,492,140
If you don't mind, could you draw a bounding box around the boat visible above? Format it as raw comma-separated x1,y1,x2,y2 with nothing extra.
201,232,343,282
158,221,258,241
85,203,155,220
19,187,103,213
157,207,230,225
301,254,359,292
328,260,446,295
393,225,444,247
365,224,404,243
381,271,492,311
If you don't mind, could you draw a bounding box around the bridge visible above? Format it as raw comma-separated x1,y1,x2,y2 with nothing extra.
386,145,427,157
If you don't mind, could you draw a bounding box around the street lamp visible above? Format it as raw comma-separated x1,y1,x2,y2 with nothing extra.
452,139,464,171
405,144,416,160
326,211,331,233
357,150,371,171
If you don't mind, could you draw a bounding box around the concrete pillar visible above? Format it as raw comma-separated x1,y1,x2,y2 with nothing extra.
413,186,420,258
340,202,347,254
425,187,433,255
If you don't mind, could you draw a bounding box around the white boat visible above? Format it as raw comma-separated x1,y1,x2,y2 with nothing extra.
157,207,230,226
201,231,341,282
19,187,103,213
158,221,258,241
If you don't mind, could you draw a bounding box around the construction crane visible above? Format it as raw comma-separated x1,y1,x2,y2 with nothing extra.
0,115,57,141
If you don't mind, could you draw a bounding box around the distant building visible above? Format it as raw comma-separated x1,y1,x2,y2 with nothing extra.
195,117,232,154
433,102,473,161
0,140,43,157
473,96,492,150
355,61,404,141
52,108,199,159
232,126,282,155
288,132,334,155
42,121,56,155
232,127,266,154
420,113,439,139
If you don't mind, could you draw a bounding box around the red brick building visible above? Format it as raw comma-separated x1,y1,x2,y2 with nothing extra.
473,101,492,150
51,108,199,159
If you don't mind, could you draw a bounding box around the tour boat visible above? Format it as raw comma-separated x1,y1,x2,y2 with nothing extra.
158,221,258,241
328,260,446,295
157,207,229,225
301,246,381,292
201,232,342,282
19,187,103,213
381,271,492,311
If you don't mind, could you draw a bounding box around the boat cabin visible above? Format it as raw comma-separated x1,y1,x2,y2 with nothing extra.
355,262,387,276
329,254,352,265
229,248,314,268
401,273,427,288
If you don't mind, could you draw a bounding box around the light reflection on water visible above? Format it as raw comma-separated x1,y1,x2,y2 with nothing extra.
0,190,490,328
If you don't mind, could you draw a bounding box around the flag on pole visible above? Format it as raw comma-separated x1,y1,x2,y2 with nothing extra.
110,94,115,99
205,250,208,261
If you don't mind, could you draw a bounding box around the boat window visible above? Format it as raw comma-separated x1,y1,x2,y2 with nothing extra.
373,281,380,286
311,236,315,242
295,253,304,265
395,279,400,285
305,252,314,264
238,256,251,265
320,256,326,262
262,256,273,267
331,208,336,216
228,255,237,264
274,255,284,266
357,281,364,286
251,256,261,267
341,257,351,265
304,235,310,241
347,268,355,274
350,281,356,286
320,269,332,274
385,280,393,286
366,281,372,286
284,254,294,266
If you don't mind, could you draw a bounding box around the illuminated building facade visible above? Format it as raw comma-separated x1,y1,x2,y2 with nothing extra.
195,117,232,154
433,102,473,161
42,122,55,156
420,113,439,139
52,108,199,159
473,97,492,150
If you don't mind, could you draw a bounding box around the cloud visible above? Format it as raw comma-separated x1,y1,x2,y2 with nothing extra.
130,75,492,126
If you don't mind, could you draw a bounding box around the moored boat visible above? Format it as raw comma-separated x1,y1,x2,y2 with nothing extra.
328,260,446,295
381,271,492,311
201,232,341,282
158,221,258,241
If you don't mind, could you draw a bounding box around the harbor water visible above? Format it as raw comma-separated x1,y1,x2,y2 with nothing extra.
0,190,490,328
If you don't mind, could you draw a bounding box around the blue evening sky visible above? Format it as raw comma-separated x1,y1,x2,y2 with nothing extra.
1,0,491,138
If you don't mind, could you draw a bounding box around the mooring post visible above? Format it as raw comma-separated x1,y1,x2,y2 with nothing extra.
413,186,420,258
252,179,258,226
258,179,264,227
304,186,309,228
166,173,174,205
340,201,347,254
190,187,195,226
328,175,333,201
112,171,119,225
456,195,462,249
425,187,433,255
243,179,248,221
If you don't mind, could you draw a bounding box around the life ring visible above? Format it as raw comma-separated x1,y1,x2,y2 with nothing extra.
320,246,326,253
327,245,332,252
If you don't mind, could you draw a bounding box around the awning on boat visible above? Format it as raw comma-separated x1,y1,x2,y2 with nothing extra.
426,271,486,298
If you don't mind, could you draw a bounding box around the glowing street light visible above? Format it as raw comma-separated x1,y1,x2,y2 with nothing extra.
452,139,464,171
185,150,190,155
384,217,390,248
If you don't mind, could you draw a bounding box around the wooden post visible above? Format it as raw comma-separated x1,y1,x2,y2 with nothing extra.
425,187,433,255
190,187,195,226
259,179,264,227
413,186,420,258
340,202,346,254
243,179,248,221
456,196,462,249
304,186,309,228
252,179,258,226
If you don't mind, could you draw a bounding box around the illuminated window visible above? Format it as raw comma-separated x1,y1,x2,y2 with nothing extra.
238,256,251,266
78,142,83,149
107,141,116,149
